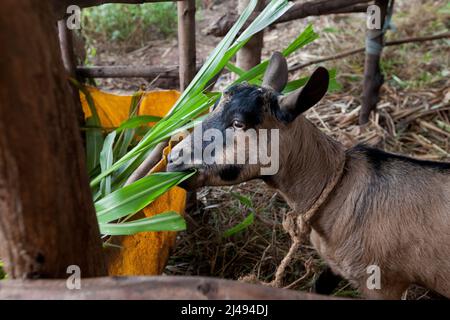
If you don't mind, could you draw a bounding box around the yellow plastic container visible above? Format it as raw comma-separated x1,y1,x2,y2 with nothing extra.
80,87,186,275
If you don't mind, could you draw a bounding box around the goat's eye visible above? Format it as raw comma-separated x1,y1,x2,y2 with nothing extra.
232,120,245,130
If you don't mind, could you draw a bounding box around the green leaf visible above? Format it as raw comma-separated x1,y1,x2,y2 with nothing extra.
223,212,255,238
129,90,144,116
232,24,318,86
283,69,340,94
113,90,146,159
71,78,101,124
99,130,116,196
283,76,309,94
226,62,246,77
99,211,186,235
95,171,195,224
0,260,6,280
282,24,318,57
116,115,162,132
74,78,104,176
85,117,104,175
230,192,253,208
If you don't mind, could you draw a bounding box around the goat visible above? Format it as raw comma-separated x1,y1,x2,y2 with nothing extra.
167,52,450,299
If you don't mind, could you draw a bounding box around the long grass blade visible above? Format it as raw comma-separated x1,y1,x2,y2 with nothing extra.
116,115,161,132
99,130,116,196
99,211,186,235
223,212,255,238
95,171,195,223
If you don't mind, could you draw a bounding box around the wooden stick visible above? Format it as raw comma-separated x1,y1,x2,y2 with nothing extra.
288,32,450,72
0,276,342,299
277,0,370,24
53,0,187,19
177,0,196,91
57,20,77,77
76,64,201,78
206,0,370,37
58,19,86,131
124,141,168,186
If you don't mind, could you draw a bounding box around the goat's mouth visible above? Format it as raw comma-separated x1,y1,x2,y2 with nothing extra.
166,163,206,189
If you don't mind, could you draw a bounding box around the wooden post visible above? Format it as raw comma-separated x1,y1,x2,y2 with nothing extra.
0,0,106,278
177,0,197,210
57,19,86,130
236,0,265,71
360,0,390,124
177,0,196,91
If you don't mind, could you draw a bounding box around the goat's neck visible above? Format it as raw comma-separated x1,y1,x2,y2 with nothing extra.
265,116,345,214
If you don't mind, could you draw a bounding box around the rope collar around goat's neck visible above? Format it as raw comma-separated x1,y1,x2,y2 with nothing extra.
271,153,347,288
295,152,347,242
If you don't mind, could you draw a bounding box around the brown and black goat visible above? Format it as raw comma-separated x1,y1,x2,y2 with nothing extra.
167,52,450,299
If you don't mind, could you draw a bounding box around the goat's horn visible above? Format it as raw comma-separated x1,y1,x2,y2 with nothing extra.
262,52,288,92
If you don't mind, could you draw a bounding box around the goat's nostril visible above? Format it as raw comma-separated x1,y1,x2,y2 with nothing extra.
168,153,174,164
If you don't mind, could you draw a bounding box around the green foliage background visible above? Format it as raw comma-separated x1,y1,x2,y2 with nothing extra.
82,3,178,42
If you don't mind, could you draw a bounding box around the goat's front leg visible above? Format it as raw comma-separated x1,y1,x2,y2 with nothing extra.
313,266,344,295
359,280,409,300
360,287,407,300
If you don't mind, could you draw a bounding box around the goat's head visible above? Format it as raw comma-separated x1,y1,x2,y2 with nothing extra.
167,52,329,188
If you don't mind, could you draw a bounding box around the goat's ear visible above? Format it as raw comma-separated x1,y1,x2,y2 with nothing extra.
262,52,288,92
278,67,329,120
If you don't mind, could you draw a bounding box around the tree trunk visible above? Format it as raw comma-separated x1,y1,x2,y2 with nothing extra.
177,0,196,91
236,0,265,71
0,0,106,279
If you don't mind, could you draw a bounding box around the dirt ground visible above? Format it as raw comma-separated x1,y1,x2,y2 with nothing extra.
85,0,449,299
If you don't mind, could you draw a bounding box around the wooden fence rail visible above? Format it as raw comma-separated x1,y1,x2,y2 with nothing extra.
53,0,186,19
76,64,202,78
207,0,371,37
0,276,341,300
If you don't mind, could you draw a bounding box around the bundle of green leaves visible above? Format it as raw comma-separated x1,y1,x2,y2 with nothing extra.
81,0,338,237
